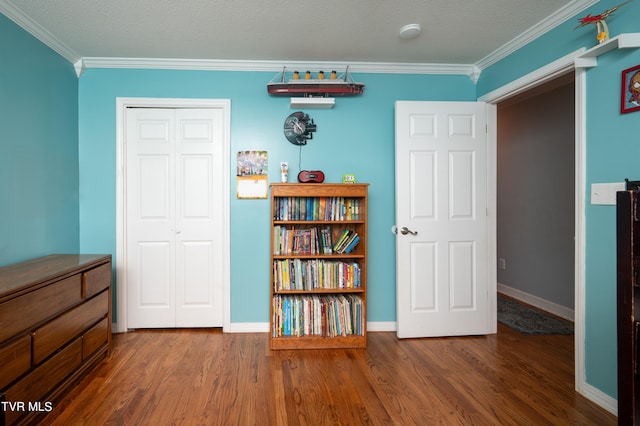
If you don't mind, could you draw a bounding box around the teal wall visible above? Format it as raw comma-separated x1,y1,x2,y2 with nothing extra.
477,0,640,400
77,69,476,323
0,14,79,267
3,0,639,403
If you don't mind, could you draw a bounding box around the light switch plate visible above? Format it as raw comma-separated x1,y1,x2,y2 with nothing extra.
591,182,625,205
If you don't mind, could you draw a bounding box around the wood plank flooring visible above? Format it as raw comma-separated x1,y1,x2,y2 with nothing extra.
40,324,616,425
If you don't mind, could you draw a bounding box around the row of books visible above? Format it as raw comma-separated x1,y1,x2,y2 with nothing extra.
273,259,361,291
274,196,361,221
272,294,365,338
273,226,332,255
273,226,360,255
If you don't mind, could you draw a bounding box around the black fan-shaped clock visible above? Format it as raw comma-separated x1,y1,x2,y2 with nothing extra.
284,111,316,145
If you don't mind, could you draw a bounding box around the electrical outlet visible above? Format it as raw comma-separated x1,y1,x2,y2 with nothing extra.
499,258,506,270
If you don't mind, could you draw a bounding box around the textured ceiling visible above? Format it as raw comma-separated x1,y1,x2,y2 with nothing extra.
1,0,596,68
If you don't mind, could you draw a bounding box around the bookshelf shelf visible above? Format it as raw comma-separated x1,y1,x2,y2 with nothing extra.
270,183,368,350
273,220,366,226
270,335,365,350
272,254,364,259
275,288,365,295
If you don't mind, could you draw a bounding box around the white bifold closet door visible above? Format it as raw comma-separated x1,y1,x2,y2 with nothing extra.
125,107,224,328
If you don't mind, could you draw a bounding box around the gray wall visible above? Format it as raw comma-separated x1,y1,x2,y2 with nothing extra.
497,76,575,309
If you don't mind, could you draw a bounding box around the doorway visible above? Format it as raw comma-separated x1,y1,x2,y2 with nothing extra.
496,72,575,319
115,98,231,332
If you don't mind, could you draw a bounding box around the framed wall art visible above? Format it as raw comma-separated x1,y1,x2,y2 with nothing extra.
621,64,640,114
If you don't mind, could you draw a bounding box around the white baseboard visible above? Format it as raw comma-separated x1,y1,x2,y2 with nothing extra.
226,322,270,333
367,321,397,332
579,380,618,416
113,321,398,334
498,283,575,322
224,321,397,333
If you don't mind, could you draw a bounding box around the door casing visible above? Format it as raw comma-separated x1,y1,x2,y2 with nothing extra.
478,49,607,411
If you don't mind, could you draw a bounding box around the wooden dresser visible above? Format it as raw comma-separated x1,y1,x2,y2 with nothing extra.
0,254,112,425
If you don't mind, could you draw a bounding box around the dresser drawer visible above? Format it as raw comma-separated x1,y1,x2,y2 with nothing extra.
82,317,109,360
3,338,82,425
0,335,31,390
32,291,109,365
83,262,111,298
0,275,82,344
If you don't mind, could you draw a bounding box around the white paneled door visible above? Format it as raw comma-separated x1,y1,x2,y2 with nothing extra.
126,108,224,328
395,101,492,338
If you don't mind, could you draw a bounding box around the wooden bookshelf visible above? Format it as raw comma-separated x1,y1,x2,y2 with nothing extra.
270,183,368,350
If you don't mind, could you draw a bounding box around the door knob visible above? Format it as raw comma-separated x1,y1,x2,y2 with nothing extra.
400,227,417,235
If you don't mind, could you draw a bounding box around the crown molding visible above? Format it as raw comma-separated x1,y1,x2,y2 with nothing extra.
79,57,477,78
474,0,597,71
0,0,80,63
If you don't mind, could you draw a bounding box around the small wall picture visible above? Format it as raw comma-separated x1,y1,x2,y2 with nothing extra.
621,64,640,114
237,150,268,176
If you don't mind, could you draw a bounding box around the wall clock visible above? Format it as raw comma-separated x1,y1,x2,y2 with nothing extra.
283,111,316,145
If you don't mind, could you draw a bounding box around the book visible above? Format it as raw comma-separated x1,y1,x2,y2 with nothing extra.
343,235,360,254
332,229,352,253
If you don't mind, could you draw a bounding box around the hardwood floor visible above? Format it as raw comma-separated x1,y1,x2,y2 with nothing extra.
39,324,616,425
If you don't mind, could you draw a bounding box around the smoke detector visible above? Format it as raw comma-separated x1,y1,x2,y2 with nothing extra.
399,24,422,40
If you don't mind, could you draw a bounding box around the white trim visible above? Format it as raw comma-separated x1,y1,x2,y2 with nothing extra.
73,59,85,78
574,66,588,400
0,0,81,63
486,103,498,334
475,0,597,71
367,322,397,332
80,57,476,77
478,49,585,103
581,381,618,416
479,57,592,408
225,321,397,333
114,97,231,333
227,322,270,333
497,283,575,322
